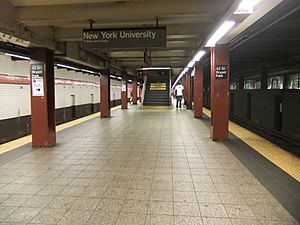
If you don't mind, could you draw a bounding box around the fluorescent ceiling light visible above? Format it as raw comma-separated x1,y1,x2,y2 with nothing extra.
234,0,262,14
141,67,170,70
56,63,79,71
117,76,122,80
5,53,30,60
128,79,132,82
191,68,195,77
81,69,96,74
110,75,117,78
205,21,236,47
187,60,195,68
183,67,189,73
193,50,206,62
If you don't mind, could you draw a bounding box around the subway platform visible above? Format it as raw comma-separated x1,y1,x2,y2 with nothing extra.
0,106,299,225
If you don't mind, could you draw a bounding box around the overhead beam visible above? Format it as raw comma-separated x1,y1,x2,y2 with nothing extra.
0,0,56,49
10,0,140,7
20,15,216,27
108,50,191,58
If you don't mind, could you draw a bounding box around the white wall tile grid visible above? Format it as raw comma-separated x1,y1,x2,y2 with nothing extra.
0,54,122,120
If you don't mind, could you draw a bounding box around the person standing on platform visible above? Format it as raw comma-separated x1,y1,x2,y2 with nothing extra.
129,87,133,104
175,82,184,109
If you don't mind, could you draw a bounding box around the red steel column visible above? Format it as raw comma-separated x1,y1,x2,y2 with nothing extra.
182,75,186,101
132,80,138,104
121,73,128,109
30,48,56,147
186,73,192,109
210,44,230,141
194,61,204,118
100,69,111,117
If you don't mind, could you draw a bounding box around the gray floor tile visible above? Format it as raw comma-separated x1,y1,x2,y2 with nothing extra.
174,202,201,216
145,214,174,225
57,209,93,225
30,208,67,224
174,191,197,203
86,211,119,225
4,207,41,223
116,212,146,225
196,192,222,204
148,201,173,215
202,217,232,225
199,203,228,218
174,216,203,225
0,206,18,221
0,107,298,225
95,198,124,212
0,194,33,207
71,197,101,210
150,190,173,201
126,189,151,200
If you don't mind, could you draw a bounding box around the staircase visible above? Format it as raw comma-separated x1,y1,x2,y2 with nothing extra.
143,75,171,107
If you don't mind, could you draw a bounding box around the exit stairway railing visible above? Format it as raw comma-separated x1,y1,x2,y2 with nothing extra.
141,75,147,108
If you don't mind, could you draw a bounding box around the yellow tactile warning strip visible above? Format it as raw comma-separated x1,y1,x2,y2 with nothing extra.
0,105,121,155
203,108,300,182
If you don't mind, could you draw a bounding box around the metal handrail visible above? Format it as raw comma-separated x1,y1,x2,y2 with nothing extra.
141,75,147,108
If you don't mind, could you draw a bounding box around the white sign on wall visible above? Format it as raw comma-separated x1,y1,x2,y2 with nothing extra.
121,80,126,92
32,78,44,96
31,64,45,96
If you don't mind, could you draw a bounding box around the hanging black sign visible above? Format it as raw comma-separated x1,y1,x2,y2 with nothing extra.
144,51,152,66
216,65,228,79
82,27,166,48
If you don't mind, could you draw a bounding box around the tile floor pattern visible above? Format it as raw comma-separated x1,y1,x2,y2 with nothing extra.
0,108,298,225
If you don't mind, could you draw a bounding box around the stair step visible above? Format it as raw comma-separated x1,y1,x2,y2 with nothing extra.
144,75,171,107
143,102,170,106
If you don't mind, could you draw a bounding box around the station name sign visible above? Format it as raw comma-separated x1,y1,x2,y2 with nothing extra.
82,27,166,48
216,65,228,79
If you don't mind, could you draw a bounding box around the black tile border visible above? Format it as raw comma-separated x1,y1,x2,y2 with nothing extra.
199,115,300,223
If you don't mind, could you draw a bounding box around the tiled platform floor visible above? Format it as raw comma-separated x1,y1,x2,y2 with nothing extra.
0,107,298,225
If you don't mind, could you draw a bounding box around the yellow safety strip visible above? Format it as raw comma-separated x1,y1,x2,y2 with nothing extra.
203,108,300,182
0,106,121,155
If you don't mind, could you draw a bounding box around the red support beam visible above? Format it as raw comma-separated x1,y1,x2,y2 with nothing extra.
121,73,128,109
100,69,111,117
186,73,192,109
30,48,56,147
194,61,204,118
132,80,137,104
210,44,230,141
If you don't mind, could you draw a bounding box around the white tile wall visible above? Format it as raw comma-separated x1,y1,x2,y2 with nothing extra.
0,54,123,120
0,84,31,119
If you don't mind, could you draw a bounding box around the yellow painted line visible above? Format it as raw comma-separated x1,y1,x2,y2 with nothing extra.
0,105,121,155
203,108,300,182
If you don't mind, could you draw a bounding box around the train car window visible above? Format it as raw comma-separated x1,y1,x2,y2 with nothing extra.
285,74,300,89
268,76,283,89
244,80,255,89
230,82,238,90
255,81,261,89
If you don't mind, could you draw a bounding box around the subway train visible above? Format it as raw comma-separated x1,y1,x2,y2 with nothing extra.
201,66,300,154
0,53,137,144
